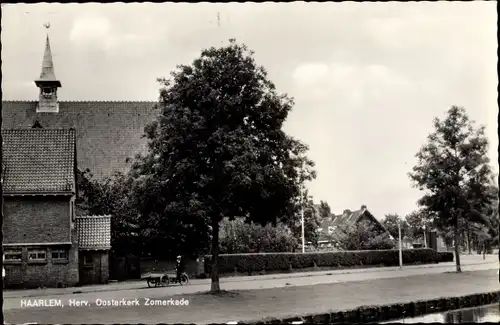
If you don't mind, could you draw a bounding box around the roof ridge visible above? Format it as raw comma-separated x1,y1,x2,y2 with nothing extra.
76,215,112,218
2,128,76,132
2,100,157,103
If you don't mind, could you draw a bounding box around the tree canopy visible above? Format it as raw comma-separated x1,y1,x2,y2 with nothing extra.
381,213,409,240
132,39,315,292
409,106,494,272
318,201,332,219
285,190,321,248
219,217,297,254
76,169,141,257
404,210,433,242
335,220,395,251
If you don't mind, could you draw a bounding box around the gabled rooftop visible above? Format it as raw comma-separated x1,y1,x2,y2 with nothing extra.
2,101,158,180
2,128,76,195
316,206,391,242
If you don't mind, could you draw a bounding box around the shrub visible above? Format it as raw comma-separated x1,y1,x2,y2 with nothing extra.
219,217,298,254
437,251,454,262
335,220,396,251
205,248,449,274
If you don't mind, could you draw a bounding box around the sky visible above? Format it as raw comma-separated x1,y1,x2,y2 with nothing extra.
2,2,498,220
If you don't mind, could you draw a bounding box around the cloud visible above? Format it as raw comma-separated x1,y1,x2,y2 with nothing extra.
69,14,113,49
291,63,330,85
291,61,411,109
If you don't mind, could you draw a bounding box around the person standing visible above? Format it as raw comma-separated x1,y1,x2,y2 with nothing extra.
176,255,184,282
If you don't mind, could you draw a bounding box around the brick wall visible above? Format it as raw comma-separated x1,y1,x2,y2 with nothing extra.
3,196,79,288
4,245,78,288
3,197,71,243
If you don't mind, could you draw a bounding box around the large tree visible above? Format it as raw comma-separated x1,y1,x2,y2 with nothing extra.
405,209,432,243
409,106,494,272
335,220,395,251
382,213,409,240
76,169,142,257
219,217,297,254
133,39,315,293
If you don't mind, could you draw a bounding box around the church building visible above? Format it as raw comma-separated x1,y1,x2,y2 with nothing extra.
2,32,158,288
2,34,159,181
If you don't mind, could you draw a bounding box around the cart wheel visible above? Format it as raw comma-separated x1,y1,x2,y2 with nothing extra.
179,273,189,286
147,279,155,288
161,276,169,287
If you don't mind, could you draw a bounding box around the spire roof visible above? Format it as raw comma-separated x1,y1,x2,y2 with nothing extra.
35,34,61,87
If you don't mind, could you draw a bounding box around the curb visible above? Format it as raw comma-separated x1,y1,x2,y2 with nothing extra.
246,291,500,324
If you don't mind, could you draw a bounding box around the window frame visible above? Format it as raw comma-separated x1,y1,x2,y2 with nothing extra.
51,249,68,262
28,249,47,263
4,249,23,263
83,254,93,267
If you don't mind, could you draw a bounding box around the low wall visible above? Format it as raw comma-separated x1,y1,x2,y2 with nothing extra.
250,291,500,324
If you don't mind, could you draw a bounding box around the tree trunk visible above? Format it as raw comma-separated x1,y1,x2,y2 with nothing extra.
454,223,461,273
210,219,220,293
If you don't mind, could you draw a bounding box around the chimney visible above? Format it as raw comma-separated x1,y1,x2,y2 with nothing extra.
361,205,367,210
343,209,351,215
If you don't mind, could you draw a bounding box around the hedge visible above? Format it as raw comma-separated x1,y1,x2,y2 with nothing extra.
437,251,454,262
204,249,454,274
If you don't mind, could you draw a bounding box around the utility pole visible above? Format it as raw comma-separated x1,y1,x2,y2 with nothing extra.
1,77,4,321
398,221,403,268
300,161,305,253
301,184,305,253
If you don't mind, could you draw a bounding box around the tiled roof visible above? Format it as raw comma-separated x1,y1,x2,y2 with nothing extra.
1,128,76,194
76,215,111,250
2,101,158,180
317,207,389,242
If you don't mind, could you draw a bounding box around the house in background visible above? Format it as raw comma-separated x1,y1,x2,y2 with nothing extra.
315,205,393,249
76,215,112,285
2,128,79,288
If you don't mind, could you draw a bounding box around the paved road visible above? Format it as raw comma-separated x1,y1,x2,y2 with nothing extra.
4,254,497,300
2,257,498,324
3,268,498,324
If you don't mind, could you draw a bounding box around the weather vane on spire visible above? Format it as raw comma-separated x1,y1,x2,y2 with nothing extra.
43,22,51,29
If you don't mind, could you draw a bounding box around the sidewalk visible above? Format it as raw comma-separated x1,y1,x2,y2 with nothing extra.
2,254,497,299
3,269,499,324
